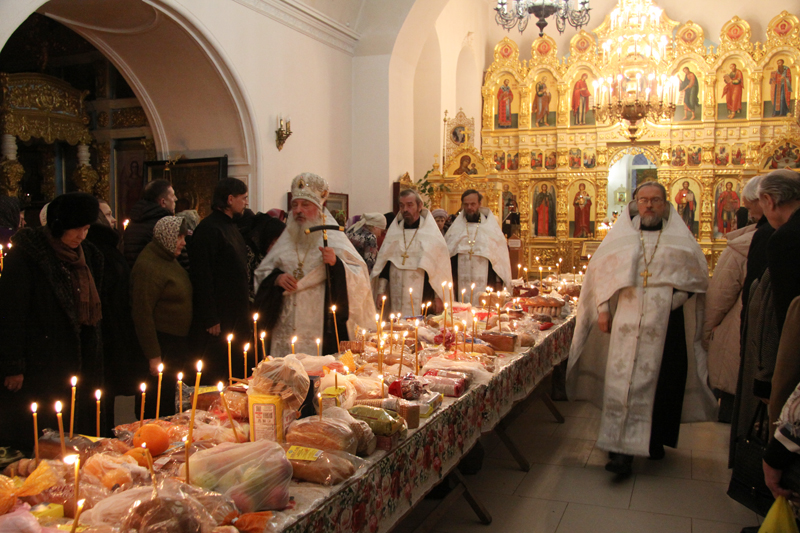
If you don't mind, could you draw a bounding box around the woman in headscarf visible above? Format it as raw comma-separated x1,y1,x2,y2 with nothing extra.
131,216,192,417
345,212,386,273
0,193,103,453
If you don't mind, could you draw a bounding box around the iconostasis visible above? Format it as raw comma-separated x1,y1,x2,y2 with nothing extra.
423,3,800,274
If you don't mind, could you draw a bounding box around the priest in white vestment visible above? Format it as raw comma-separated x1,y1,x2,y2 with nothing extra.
372,189,452,317
254,173,374,356
445,189,512,305
567,181,716,476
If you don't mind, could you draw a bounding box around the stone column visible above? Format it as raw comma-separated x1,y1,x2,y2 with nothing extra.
0,134,23,197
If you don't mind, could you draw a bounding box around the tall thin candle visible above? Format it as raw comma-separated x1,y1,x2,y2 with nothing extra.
316,338,321,356
379,296,386,328
139,383,147,426
155,363,163,420
70,499,85,533
64,454,80,516
471,310,476,352
252,313,259,361
260,331,267,361
177,372,184,414
291,336,297,354
409,287,415,315
243,343,250,380
318,393,323,420
470,283,475,306
226,334,233,386
217,382,241,442
69,376,77,439
462,320,468,353
31,403,39,463
331,305,340,351
95,390,101,438
186,360,203,484
414,319,419,375
461,288,466,304
55,401,66,457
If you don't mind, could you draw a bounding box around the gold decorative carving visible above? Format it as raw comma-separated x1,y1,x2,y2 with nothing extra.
0,158,23,197
675,21,706,56
97,111,109,128
94,141,111,201
718,16,753,55
72,164,99,195
112,107,148,129
766,11,800,51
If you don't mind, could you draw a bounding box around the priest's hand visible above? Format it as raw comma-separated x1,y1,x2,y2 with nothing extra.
276,273,298,292
320,246,336,266
598,311,612,333
4,374,23,392
207,324,221,336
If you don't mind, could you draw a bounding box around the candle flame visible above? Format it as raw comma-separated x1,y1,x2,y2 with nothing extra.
71,376,77,387
55,401,62,413
31,402,37,413
217,382,224,392
375,313,379,321
331,305,337,312
382,295,386,301
317,392,321,399
344,366,349,373
196,360,203,372
409,287,413,294
64,454,78,465
415,319,419,326
441,281,446,287
76,499,85,511
157,363,164,373
291,336,297,344
140,383,146,392
390,313,395,320
260,331,266,339
253,313,259,321
177,372,183,381
316,338,320,345
226,334,233,342
448,282,453,288
243,343,250,352
95,389,101,401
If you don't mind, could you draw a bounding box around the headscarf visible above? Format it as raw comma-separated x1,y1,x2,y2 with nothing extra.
348,212,386,234
39,203,49,226
431,208,448,220
46,228,102,326
0,197,20,229
175,210,200,232
153,216,184,256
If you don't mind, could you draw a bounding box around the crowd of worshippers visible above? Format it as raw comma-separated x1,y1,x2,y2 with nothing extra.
566,168,800,512
0,173,512,456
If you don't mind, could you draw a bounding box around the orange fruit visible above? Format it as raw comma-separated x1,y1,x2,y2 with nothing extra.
124,447,149,468
132,424,171,456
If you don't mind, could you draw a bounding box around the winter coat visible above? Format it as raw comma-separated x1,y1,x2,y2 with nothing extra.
770,296,800,429
703,224,755,394
768,207,800,330
123,200,173,267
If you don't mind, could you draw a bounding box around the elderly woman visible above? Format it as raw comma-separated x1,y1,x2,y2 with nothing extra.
431,208,448,235
345,212,386,273
131,216,192,416
703,175,763,422
0,193,103,453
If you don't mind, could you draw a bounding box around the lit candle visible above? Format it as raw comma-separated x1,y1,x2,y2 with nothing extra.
70,499,85,533
409,287,415,315
155,363,164,421
95,390,101,438
379,374,385,397
448,282,454,318
177,372,184,414
334,369,338,388
443,302,449,332
379,296,386,328
539,266,543,286
260,331,267,361
331,305,340,351
524,267,528,285
379,340,385,373
398,334,406,379
139,383,147,426
123,219,130,230
316,338,321,356
31,403,39,463
291,336,297,354
243,342,250,380
517,263,522,279
186,360,202,484
414,319,420,375
461,288,466,304
453,325,459,355
141,444,157,491
470,283,475,306
55,401,66,457
69,376,77,439
64,454,80,517
253,313,259,361
462,320,468,353
471,310,477,352
226,334,233,386
441,281,447,304
375,313,381,335
318,393,323,420
217,382,241,442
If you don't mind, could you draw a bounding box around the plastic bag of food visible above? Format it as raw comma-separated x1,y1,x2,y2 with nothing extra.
181,440,292,513
249,355,310,411
422,357,493,385
295,354,336,377
322,407,375,456
191,418,249,444
0,506,40,533
346,373,383,400
348,406,404,436
281,444,361,486
121,490,216,533
387,374,425,400
285,417,357,455
318,372,357,409
422,375,466,397
0,476,15,516
82,452,147,491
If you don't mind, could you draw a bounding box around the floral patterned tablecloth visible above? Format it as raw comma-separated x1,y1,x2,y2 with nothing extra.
275,315,576,533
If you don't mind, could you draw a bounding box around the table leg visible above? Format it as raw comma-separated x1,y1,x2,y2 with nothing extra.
494,421,530,472
412,471,492,533
541,393,565,423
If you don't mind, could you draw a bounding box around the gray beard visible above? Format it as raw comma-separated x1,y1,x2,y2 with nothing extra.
287,212,322,247
640,213,662,227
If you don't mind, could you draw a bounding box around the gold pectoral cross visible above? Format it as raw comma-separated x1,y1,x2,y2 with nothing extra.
640,269,652,287
401,251,409,265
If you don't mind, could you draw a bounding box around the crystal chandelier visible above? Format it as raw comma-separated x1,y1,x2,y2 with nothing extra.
590,0,678,141
494,0,591,37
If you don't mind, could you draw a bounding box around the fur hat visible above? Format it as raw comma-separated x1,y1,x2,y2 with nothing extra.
291,173,328,210
47,193,99,237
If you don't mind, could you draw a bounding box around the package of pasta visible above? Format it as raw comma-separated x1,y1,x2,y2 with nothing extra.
249,355,310,411
347,406,405,437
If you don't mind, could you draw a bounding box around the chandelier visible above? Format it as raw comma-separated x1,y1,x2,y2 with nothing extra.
590,0,678,141
494,0,591,37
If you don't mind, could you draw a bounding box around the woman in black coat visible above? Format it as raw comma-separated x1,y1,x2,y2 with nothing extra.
0,193,103,454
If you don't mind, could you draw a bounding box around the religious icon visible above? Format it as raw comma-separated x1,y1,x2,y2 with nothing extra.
530,150,543,169
721,63,744,119
583,148,596,169
532,75,552,127
533,183,557,237
568,148,582,169
497,79,514,128
715,145,730,166
769,59,793,117
678,66,700,121
687,145,702,166
673,180,698,236
494,152,506,171
572,73,591,125
507,152,519,170
453,154,472,175
671,146,686,167
544,150,557,170
715,180,741,237
763,142,800,169
572,182,593,238
450,126,466,144
731,144,745,166
502,184,518,222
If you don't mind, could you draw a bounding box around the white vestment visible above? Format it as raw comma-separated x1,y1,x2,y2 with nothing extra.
371,209,452,316
567,202,716,456
253,208,374,356
445,208,512,305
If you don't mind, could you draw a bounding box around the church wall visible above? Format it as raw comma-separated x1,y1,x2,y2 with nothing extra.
607,154,631,216
414,32,443,185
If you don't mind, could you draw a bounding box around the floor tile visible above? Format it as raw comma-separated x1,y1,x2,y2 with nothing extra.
692,517,761,533
550,400,601,419
515,463,635,509
555,502,691,533
677,422,731,453
489,435,594,467
692,449,733,484
463,458,527,495
433,490,567,533
630,473,758,523
585,444,693,479
550,415,602,440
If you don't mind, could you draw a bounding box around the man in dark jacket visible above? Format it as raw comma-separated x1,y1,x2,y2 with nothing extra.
189,178,251,383
123,179,176,267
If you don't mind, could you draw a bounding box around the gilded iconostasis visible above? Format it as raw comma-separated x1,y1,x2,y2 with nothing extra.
424,0,800,274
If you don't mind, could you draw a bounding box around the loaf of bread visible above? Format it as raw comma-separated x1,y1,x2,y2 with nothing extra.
479,331,520,352
283,446,357,485
285,418,358,455
322,407,376,456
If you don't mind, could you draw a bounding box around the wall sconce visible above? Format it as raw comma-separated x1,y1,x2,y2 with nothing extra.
276,117,292,151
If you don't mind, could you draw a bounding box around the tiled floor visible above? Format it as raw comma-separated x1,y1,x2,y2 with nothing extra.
393,398,760,533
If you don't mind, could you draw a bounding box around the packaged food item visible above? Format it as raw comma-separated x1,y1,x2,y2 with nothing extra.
248,394,297,443
423,369,471,388
479,331,520,352
414,391,443,418
183,440,292,512
387,374,424,400
295,354,336,377
321,407,376,456
285,417,357,455
82,452,147,491
282,445,358,485
423,375,466,397
347,406,404,437
320,386,348,411
249,355,310,411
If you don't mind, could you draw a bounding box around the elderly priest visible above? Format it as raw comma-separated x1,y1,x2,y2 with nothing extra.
567,181,716,477
445,189,512,305
372,189,452,317
254,173,374,356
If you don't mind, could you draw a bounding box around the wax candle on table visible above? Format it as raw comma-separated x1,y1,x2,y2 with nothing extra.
185,360,202,484
141,443,158,491
139,383,147,426
461,288,466,304
64,454,80,516
398,331,407,378
252,313,259,360
95,390,101,438
379,296,386,328
453,325,459,354
0,244,3,272
31,403,39,463
291,336,297,354
539,266,543,286
331,305,340,350
443,302,449,332
69,376,77,439
243,343,250,380
471,310,476,352
70,499,85,533
517,263,522,279
375,313,380,335
414,319,419,375
379,374,384,397
155,363,164,420
318,393,323,420
55,401,66,457
226,334,234,386
217,382,241,442
448,282,454,320
379,340,385,373
316,338,321,356
260,331,267,360
462,320,467,353
177,372,184,413
409,287,415,315
470,283,475,305
334,370,338,389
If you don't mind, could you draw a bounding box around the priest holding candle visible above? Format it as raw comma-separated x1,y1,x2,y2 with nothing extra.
372,189,452,317
445,189,512,305
254,173,374,356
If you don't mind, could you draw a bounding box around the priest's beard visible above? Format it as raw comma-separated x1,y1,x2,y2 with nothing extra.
287,211,322,248
464,211,481,223
640,212,663,228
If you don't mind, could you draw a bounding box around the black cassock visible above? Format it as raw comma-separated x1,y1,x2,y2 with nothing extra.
650,302,689,449
255,257,350,356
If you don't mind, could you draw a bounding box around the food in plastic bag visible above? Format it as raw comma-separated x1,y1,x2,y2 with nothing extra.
387,374,424,400
0,506,40,533
294,354,336,377
423,375,466,397
285,417,357,455
82,452,147,491
121,496,212,533
249,355,310,411
347,373,383,400
322,407,375,456
0,476,15,515
183,440,292,513
282,445,358,485
3,459,38,479
348,406,404,436
318,372,357,409
38,429,93,460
